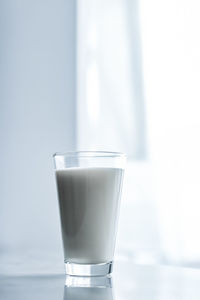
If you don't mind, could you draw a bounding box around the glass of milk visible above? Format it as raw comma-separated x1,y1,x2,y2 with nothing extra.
53,151,126,276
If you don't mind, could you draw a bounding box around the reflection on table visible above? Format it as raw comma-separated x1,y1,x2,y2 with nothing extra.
1,262,200,299
63,276,113,300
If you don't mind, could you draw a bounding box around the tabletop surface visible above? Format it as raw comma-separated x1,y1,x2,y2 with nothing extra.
1,262,200,300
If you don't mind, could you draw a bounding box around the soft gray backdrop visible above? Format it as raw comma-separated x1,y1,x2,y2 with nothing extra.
0,0,76,273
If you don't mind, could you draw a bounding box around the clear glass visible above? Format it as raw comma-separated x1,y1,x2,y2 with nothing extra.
53,151,126,276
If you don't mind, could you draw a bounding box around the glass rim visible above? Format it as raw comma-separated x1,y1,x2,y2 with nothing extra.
53,151,126,158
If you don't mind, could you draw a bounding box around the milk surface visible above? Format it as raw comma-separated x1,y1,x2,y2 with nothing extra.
56,167,123,264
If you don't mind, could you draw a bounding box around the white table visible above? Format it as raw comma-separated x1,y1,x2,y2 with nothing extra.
1,262,200,299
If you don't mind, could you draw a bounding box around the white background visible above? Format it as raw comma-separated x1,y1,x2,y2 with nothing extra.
1,0,200,274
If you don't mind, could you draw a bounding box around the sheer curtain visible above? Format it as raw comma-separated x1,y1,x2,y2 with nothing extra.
140,0,200,266
76,0,161,264
77,0,200,267
77,0,146,158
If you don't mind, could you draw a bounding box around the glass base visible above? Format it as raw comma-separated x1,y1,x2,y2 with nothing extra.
65,274,112,287
64,261,113,277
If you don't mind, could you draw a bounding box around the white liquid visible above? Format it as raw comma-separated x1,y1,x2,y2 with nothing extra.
56,167,123,264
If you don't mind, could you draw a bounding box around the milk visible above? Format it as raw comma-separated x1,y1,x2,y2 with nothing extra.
56,167,123,264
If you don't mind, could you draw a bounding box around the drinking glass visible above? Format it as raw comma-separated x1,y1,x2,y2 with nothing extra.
53,151,126,276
